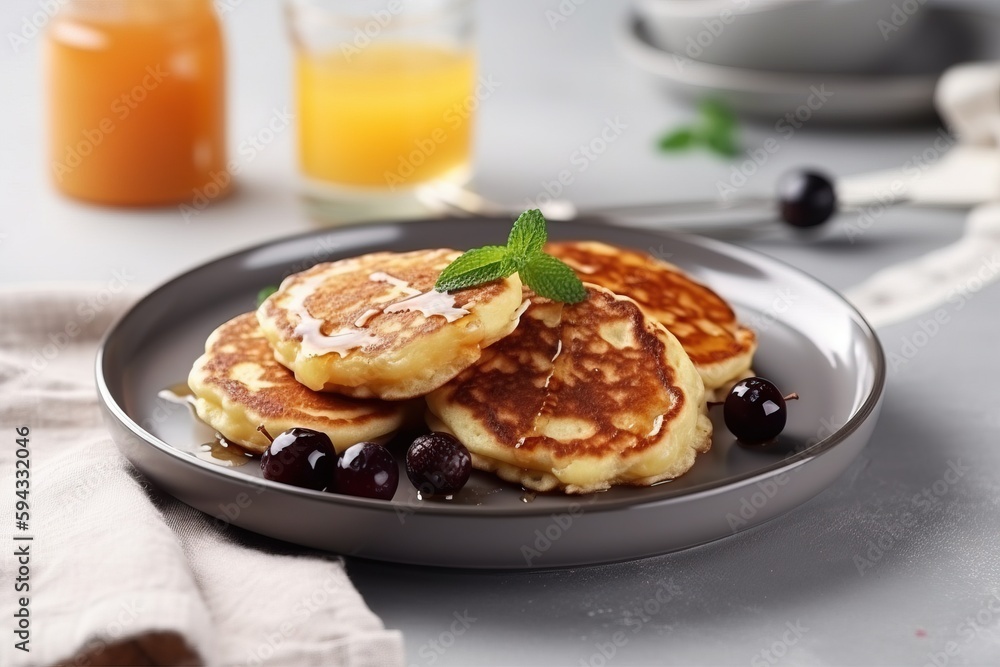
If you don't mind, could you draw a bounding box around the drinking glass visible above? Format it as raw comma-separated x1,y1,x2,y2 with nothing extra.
285,0,476,222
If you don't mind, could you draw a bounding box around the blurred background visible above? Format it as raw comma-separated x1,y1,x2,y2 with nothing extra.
2,0,996,288
6,3,1000,666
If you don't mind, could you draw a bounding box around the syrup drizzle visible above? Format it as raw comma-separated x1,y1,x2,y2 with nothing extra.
646,414,664,438
285,271,380,358
354,308,381,327
157,383,197,415
369,271,421,297
159,383,254,468
196,434,253,467
283,271,472,357
382,289,469,322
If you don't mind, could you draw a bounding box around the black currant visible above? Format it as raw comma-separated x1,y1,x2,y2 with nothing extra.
333,442,399,500
406,432,472,496
260,427,336,490
724,377,795,445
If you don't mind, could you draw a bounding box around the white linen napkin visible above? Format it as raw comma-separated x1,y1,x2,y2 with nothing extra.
841,62,1000,327
0,286,404,667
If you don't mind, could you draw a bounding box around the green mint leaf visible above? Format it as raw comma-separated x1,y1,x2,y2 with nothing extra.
506,209,547,264
658,128,697,151
256,285,278,306
436,210,585,303
699,99,739,157
699,99,736,132
655,99,739,159
435,245,514,292
704,130,739,157
519,253,587,304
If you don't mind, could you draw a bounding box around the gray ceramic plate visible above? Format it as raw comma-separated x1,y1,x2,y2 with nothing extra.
96,218,884,569
619,6,1000,123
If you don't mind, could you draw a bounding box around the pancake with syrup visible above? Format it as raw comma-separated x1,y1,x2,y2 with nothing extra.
188,313,408,454
257,250,525,400
426,284,712,494
546,241,756,399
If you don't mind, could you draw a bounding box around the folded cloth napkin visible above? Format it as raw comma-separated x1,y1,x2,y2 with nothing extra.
839,62,1000,328
0,287,404,667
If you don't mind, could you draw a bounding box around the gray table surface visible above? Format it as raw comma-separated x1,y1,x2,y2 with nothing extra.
3,1,999,665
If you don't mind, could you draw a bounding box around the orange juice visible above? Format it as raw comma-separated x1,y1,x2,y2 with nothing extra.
297,44,474,190
47,0,226,206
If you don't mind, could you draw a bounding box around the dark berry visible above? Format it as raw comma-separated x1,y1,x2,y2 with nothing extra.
777,169,837,229
333,442,399,500
724,377,790,445
406,432,471,496
261,427,336,490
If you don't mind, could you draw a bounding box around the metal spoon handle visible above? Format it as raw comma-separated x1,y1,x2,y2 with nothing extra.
420,169,844,232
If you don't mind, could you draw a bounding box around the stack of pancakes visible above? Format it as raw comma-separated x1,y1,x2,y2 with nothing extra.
188,242,755,494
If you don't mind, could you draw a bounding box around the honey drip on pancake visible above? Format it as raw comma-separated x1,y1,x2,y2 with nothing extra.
354,309,381,327
515,336,564,449
285,272,381,358
383,290,469,322
368,271,421,297
370,272,470,322
283,268,472,358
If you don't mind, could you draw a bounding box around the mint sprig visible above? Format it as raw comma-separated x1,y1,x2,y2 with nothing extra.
435,209,586,304
657,99,739,158
518,253,587,303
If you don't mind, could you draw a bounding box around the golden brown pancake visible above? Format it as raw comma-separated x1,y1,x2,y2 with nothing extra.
546,241,756,398
189,313,407,453
257,250,525,400
426,285,711,494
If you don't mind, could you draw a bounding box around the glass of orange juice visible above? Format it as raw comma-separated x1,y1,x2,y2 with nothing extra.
285,0,476,221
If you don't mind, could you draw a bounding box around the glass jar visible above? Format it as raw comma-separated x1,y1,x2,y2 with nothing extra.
46,0,227,207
